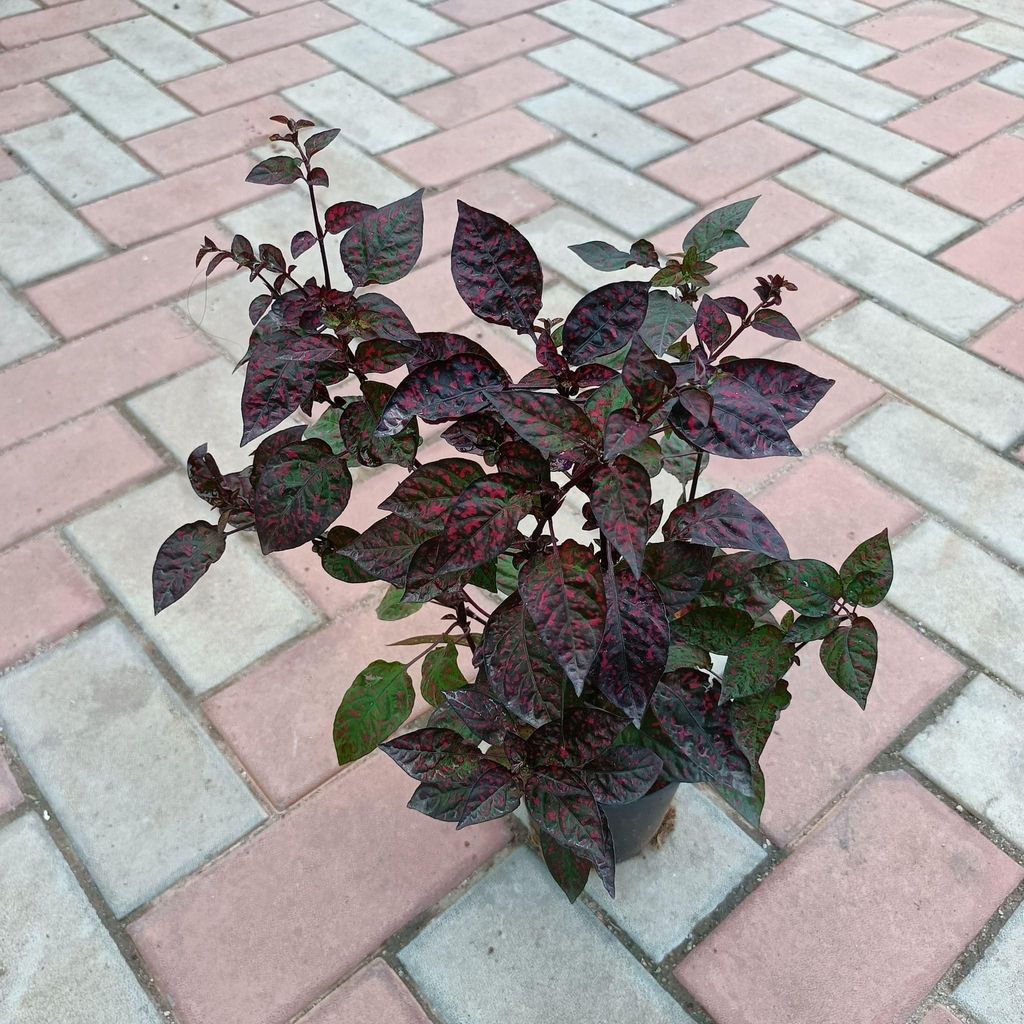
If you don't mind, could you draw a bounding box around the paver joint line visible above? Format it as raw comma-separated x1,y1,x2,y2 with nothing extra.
0,2,1022,1023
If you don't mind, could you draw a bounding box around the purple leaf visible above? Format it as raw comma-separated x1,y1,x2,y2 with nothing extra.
246,155,302,185
839,529,893,608
340,189,424,288
379,457,485,528
290,230,317,260
451,201,543,336
642,540,714,613
152,521,225,613
725,358,834,428
324,200,376,234
562,281,650,363
587,456,651,578
694,294,731,355
338,512,440,586
584,746,662,805
603,408,650,460
445,687,513,746
484,389,601,457
457,763,519,828
820,615,878,708
665,488,789,560
640,290,695,356
304,127,340,158
752,308,800,340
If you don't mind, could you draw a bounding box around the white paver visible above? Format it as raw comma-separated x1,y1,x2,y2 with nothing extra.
0,814,163,1024
843,402,1024,564
756,50,916,121
779,153,973,255
66,473,318,694
771,0,874,25
905,675,1024,849
521,84,683,168
814,302,1024,449
947,0,1024,28
587,787,765,961
792,219,1010,342
514,140,692,237
4,114,154,206
307,25,450,95
764,98,943,182
960,20,1024,58
0,0,39,15
134,0,246,32
400,848,697,1024
0,176,105,286
530,38,677,107
956,902,1024,1023
92,15,223,82
538,0,674,59
0,619,265,916
50,60,192,140
746,9,892,69
986,61,1024,96
595,0,668,12
889,520,1024,692
330,0,458,44
284,70,435,153
0,281,54,367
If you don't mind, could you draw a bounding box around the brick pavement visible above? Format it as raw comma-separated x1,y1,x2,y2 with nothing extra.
0,1,1022,1022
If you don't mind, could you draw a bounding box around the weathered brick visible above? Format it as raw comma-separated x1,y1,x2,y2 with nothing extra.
868,36,1003,96
913,134,1024,219
854,0,978,48
0,280,54,368
0,0,139,46
134,0,245,32
640,25,782,87
642,0,769,38
297,961,431,1024
200,2,351,57
938,206,1024,301
0,82,68,133
0,33,106,91
419,13,564,74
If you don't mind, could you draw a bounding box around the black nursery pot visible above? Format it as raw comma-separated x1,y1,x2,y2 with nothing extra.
600,782,679,862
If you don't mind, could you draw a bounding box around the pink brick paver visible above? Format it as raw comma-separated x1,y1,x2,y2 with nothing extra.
889,83,1024,155
677,772,1024,1024
938,205,1024,301
129,754,509,1024
2,4,1023,1021
298,961,431,1024
0,532,105,669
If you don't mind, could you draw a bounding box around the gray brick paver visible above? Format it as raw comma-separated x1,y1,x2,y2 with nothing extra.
746,8,892,70
956,902,1024,1022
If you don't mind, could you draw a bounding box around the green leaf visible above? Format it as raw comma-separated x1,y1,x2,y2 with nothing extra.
665,643,712,671
840,529,893,607
568,240,635,271
783,614,839,644
819,616,878,708
304,407,347,455
758,558,842,616
319,525,374,584
245,155,303,186
682,196,758,259
672,606,754,653
376,586,423,621
640,290,696,357
340,189,424,287
420,640,469,706
495,553,520,595
721,625,794,702
333,660,414,765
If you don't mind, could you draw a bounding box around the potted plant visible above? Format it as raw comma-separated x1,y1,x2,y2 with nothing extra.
153,116,892,902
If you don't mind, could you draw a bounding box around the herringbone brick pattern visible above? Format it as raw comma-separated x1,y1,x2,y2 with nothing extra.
1,1,1023,1022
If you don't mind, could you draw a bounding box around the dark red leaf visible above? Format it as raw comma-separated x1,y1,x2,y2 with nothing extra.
642,540,713,613
377,354,510,435
338,512,439,586
408,782,472,822
665,488,789,560
725,358,834,428
650,671,754,794
457,763,519,828
349,292,418,344
411,331,491,369
716,295,748,318
588,457,651,578
694,294,731,355
562,281,649,363
304,127,339,158
621,337,674,418
246,155,302,185
603,409,650,460
539,831,591,903
820,615,878,708
840,529,893,608
584,746,662,805
519,540,607,694
445,687,513,746
441,412,507,458
573,363,619,389
379,457,485,528
152,521,225,613
478,594,563,727
451,201,543,336
248,293,274,325
485,389,600,457
340,189,424,288
380,727,483,784
353,337,411,374
290,230,317,260
325,200,376,234
591,566,669,722
752,308,800,340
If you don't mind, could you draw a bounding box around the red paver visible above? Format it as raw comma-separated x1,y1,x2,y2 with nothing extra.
868,37,1003,97
854,0,977,49
640,25,783,88
0,409,161,548
0,0,138,46
204,603,473,808
383,108,557,189
166,45,334,114
418,13,565,74
717,254,856,336
0,757,22,815
0,33,106,91
939,205,1024,300
299,961,430,1024
760,607,961,845
913,134,1024,219
642,0,771,40
642,69,795,141
676,772,1024,1024
652,180,833,282
402,56,563,129
26,220,228,338
753,451,920,564
79,154,259,246
128,96,304,175
198,3,353,60
433,0,548,26
380,257,476,332
969,307,1024,379
889,83,1024,155
128,754,510,1024
0,83,69,133
233,0,309,13
0,532,105,669
420,168,553,263
920,1008,964,1024
0,308,210,450
644,121,814,205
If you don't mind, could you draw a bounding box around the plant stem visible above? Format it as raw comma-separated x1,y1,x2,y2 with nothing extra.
403,623,458,669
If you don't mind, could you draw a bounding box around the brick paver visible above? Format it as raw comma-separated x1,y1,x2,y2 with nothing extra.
2,2,1023,1021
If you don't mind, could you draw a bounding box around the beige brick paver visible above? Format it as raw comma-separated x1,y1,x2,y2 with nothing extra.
2,2,1023,1022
